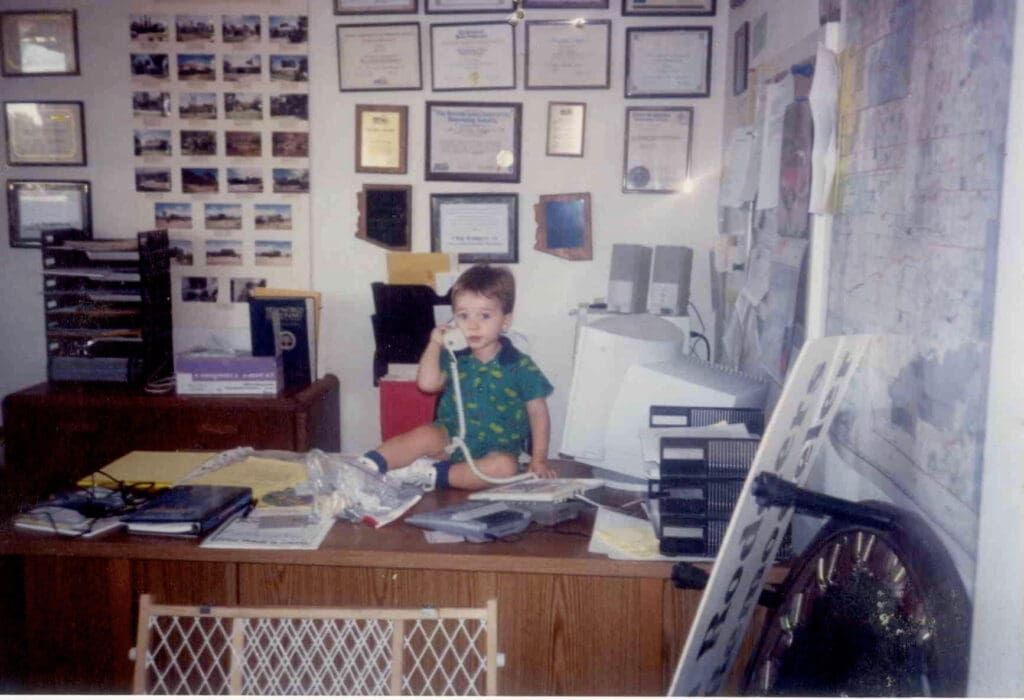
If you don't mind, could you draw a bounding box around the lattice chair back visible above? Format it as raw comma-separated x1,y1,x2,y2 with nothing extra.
132,594,499,695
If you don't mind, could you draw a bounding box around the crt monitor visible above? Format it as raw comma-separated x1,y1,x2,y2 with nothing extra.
559,314,767,489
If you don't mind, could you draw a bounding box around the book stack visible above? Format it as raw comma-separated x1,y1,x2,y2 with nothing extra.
121,485,253,537
248,288,320,390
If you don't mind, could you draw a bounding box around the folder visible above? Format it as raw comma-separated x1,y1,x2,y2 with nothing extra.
121,485,254,536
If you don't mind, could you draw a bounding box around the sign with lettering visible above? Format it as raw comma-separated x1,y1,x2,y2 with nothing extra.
669,334,873,695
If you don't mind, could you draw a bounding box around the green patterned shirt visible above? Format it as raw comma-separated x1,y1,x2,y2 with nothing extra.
435,337,553,461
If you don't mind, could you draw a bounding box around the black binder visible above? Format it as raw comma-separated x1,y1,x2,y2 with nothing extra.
121,485,253,536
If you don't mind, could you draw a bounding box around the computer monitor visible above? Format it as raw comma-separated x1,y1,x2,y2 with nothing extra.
559,314,767,489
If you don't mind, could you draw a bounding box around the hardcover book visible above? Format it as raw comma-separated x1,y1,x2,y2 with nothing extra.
248,295,317,389
121,485,253,536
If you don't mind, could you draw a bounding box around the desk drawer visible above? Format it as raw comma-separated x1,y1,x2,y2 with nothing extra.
168,408,296,451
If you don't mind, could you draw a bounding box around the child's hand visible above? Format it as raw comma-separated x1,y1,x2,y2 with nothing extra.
528,459,557,479
429,325,448,348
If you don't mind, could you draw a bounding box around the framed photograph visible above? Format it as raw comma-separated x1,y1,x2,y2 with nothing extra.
534,193,591,260
426,101,521,182
623,106,693,193
131,52,169,79
335,0,418,14
622,0,714,15
337,23,422,92
130,14,170,43
425,0,515,14
733,21,749,96
546,101,586,157
525,20,610,90
625,26,712,98
1,10,79,76
358,184,412,251
430,22,515,91
4,101,86,166
7,179,91,248
356,104,407,174
430,193,518,263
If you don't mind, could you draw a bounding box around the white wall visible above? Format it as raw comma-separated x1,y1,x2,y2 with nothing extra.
301,1,732,452
0,0,732,454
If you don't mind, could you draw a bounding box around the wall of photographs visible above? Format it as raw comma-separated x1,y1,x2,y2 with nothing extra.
129,1,310,335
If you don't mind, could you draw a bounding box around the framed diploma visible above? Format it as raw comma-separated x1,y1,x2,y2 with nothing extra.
7,179,91,248
622,0,715,15
525,20,610,90
356,104,408,173
425,101,522,183
1,10,79,76
335,0,418,15
425,0,515,14
546,101,586,157
4,101,86,166
430,193,518,263
622,106,693,193
358,184,412,251
625,26,712,98
337,23,422,91
534,193,592,260
430,22,515,91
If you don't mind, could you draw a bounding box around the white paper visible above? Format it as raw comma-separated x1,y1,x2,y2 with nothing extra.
808,43,839,213
626,28,708,95
337,24,421,90
755,73,794,210
718,127,759,207
440,203,509,253
527,21,610,89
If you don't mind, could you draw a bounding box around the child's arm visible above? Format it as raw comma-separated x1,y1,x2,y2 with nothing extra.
525,397,556,478
416,326,447,394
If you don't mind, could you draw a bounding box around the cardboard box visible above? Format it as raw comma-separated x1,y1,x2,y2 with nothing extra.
175,352,282,395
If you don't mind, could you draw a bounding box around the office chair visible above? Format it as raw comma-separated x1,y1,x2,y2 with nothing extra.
739,474,971,696
132,595,499,695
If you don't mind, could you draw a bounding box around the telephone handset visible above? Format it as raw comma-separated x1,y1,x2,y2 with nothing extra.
443,326,469,352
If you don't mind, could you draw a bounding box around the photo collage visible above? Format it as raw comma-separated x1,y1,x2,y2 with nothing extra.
130,8,309,308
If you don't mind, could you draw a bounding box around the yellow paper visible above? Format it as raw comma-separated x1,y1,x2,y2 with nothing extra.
78,450,215,489
385,252,451,287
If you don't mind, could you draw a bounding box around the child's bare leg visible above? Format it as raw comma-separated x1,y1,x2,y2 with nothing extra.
446,451,518,490
376,424,448,469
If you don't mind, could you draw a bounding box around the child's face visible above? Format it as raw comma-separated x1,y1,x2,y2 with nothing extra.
452,291,510,360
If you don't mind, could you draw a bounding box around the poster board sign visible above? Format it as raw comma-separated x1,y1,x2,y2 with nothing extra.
669,334,873,695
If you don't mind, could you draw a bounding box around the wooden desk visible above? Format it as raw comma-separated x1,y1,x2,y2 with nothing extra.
0,375,340,512
0,468,774,695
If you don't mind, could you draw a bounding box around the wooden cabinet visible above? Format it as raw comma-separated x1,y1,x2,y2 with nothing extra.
1,375,340,509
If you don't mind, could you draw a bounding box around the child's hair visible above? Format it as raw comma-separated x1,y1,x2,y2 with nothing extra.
451,265,515,313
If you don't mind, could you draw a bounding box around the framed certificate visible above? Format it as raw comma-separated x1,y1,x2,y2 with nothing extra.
1,10,79,76
625,26,712,98
546,101,586,157
4,101,86,166
534,193,591,260
622,0,715,15
356,104,408,173
525,20,610,90
335,0,418,14
426,101,522,183
623,106,693,193
7,179,91,248
430,193,518,263
425,0,515,14
524,0,608,7
430,22,515,91
337,23,422,91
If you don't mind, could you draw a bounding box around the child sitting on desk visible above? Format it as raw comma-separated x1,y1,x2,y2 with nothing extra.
360,264,556,491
